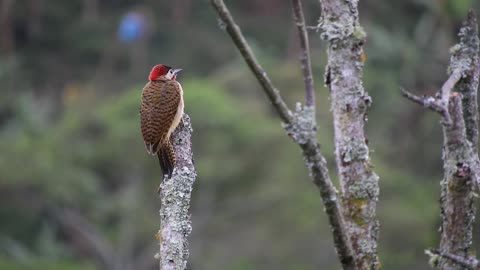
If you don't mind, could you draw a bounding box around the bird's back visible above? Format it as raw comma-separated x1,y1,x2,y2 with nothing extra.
140,79,182,154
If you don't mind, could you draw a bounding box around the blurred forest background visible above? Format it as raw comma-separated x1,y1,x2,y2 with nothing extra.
1,0,480,270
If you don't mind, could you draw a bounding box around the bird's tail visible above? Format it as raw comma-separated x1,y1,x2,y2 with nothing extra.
157,140,176,180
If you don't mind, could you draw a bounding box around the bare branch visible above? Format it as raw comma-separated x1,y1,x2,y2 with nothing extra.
401,88,446,114
158,114,196,270
291,0,315,107
210,0,292,124
427,249,480,270
440,69,463,107
401,67,466,126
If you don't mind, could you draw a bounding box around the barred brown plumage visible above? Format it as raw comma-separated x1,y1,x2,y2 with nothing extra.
140,65,184,188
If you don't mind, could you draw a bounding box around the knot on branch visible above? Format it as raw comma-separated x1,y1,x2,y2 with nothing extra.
447,162,473,193
455,162,472,179
282,103,316,144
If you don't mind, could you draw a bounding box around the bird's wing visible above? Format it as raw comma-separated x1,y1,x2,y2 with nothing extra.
140,80,182,154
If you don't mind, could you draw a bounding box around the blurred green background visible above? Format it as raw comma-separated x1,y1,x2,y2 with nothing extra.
1,0,480,269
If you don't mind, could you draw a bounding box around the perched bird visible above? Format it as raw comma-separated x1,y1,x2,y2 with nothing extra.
140,64,184,182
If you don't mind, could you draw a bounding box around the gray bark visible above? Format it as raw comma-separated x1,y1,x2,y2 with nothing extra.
402,10,479,270
436,10,479,270
428,249,480,270
437,94,476,270
319,0,379,269
451,11,480,153
157,114,196,270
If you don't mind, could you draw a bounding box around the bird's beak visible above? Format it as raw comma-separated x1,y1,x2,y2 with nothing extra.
173,69,183,75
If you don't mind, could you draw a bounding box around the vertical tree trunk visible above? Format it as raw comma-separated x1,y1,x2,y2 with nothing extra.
437,94,476,270
402,10,479,270
319,0,379,269
436,10,479,270
158,115,196,270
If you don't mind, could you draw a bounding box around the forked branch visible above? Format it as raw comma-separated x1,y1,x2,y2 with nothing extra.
210,0,356,268
403,10,479,270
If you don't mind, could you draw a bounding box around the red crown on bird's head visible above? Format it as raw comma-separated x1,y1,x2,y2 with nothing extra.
148,64,172,81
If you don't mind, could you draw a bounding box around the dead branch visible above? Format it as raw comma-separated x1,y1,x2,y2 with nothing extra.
158,114,196,270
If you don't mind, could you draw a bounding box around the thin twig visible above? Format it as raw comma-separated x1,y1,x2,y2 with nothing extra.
427,249,480,270
401,67,464,126
210,0,292,124
401,88,446,115
441,69,463,107
306,25,321,31
291,0,315,107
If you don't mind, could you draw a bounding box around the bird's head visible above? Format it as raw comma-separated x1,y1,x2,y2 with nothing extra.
148,64,182,81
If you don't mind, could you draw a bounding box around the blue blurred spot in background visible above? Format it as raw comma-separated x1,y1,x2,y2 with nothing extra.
118,12,145,43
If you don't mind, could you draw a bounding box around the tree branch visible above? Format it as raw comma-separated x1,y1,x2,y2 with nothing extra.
403,11,479,270
440,69,463,109
427,249,480,270
400,67,465,126
210,0,356,268
319,0,380,268
291,0,315,107
157,114,196,270
400,88,446,115
210,0,292,124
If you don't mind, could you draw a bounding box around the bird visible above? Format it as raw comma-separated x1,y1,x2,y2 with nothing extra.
140,64,184,185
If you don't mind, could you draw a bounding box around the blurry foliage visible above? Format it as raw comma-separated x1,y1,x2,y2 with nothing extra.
1,0,480,270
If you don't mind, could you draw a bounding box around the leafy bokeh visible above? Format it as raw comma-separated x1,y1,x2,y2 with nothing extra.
1,1,480,270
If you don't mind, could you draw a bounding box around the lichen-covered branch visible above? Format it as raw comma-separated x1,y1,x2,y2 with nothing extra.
291,0,315,107
427,249,480,270
402,11,479,270
436,94,476,270
318,0,379,269
401,88,449,118
210,0,356,268
157,114,196,270
449,10,480,153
